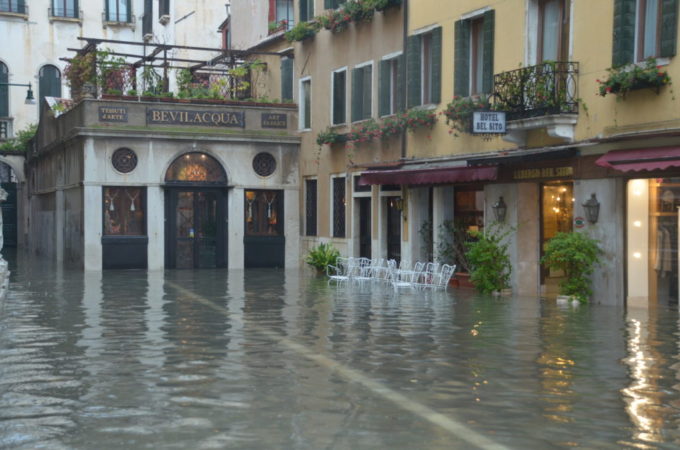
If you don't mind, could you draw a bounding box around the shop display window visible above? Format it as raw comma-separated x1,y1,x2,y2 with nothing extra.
245,189,283,236
103,187,145,235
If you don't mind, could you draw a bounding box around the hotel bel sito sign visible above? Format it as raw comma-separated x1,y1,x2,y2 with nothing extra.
472,111,506,134
146,108,245,128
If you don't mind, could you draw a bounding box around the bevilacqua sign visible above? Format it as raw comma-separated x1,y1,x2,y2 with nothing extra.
146,108,245,128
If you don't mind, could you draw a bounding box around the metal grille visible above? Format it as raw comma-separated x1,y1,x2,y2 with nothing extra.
305,179,317,236
252,152,276,177
165,152,227,184
111,148,138,173
333,177,346,238
0,121,7,140
493,61,579,121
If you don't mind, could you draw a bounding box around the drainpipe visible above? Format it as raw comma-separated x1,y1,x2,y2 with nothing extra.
401,0,408,160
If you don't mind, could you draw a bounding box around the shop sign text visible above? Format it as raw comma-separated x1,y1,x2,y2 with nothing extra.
261,113,287,129
99,106,128,123
472,111,506,134
513,166,573,180
146,109,245,128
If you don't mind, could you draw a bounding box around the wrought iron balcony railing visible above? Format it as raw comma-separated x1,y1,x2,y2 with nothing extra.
493,61,579,121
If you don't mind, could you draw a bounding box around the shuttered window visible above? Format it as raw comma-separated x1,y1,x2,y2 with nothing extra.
406,27,442,107
332,69,347,125
300,0,314,22
300,78,311,129
454,11,494,97
305,179,317,236
379,55,404,116
280,57,293,102
142,0,152,35
0,63,8,118
39,65,62,108
159,0,169,17
352,64,372,122
332,176,346,238
613,0,677,65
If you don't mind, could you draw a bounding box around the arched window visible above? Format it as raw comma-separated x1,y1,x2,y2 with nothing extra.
165,152,227,184
39,65,62,107
0,62,8,119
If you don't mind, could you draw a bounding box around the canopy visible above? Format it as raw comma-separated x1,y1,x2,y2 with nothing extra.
595,147,680,172
358,165,497,186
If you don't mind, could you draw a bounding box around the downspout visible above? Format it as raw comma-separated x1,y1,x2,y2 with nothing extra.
401,0,408,160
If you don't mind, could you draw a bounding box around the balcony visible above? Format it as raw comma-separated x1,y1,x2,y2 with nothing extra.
0,1,28,18
493,61,579,146
0,118,12,140
48,6,82,23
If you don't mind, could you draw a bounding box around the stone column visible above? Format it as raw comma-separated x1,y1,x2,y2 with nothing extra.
0,187,10,299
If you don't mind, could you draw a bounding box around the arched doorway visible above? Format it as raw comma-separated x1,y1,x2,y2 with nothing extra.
164,152,228,269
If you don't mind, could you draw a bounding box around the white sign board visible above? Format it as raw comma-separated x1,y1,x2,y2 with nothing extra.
472,111,506,134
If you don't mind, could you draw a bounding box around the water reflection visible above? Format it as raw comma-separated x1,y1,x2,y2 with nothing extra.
2,255,680,447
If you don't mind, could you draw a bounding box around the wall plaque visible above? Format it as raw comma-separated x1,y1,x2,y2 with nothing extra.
146,109,245,128
261,113,287,129
99,106,128,122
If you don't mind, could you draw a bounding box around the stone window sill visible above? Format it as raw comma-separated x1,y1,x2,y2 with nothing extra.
0,11,28,20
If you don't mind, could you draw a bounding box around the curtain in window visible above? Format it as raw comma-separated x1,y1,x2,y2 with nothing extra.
541,0,561,61
643,0,660,58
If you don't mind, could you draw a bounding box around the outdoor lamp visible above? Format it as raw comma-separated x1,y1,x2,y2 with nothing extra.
492,196,507,222
24,83,35,104
583,193,600,224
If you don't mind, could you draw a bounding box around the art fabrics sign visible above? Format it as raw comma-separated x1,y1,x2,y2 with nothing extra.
146,108,245,128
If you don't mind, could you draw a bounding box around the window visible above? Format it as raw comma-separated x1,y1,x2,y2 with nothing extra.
52,0,78,18
351,63,372,122
612,0,677,66
269,0,294,30
379,54,404,116
305,179,317,236
0,63,8,118
332,176,346,238
103,187,145,236
299,77,311,130
0,0,26,14
300,0,313,22
159,0,169,17
324,0,346,9
281,57,293,102
142,0,152,35
39,65,62,108
538,0,569,62
407,27,442,107
245,190,283,236
106,0,131,22
332,68,346,125
454,11,495,97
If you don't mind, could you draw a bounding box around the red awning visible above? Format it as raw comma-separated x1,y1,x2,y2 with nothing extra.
359,165,497,186
596,147,680,172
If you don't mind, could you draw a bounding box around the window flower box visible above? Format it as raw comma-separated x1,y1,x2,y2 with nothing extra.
598,58,671,99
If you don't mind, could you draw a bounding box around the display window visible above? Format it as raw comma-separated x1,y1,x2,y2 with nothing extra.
103,187,145,236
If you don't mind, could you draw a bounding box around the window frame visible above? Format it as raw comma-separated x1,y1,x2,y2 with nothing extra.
0,0,26,14
635,0,662,61
299,76,312,131
536,0,570,62
52,0,78,18
469,17,485,95
331,175,347,238
244,189,284,237
421,33,433,105
105,0,132,23
352,60,373,123
102,186,147,236
331,66,347,126
380,51,402,117
304,178,318,236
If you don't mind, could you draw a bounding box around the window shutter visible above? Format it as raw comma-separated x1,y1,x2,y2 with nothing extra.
406,34,422,108
105,0,110,21
430,27,442,104
0,63,8,117
143,0,152,35
379,59,390,116
362,65,372,119
660,0,678,58
300,0,308,22
352,67,363,122
482,10,495,94
612,0,636,66
324,0,333,9
74,0,79,17
454,19,471,97
396,54,405,111
280,57,293,102
126,0,132,22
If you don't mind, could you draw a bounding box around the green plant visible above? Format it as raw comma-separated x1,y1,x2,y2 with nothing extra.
541,232,601,303
104,88,122,96
401,108,437,132
465,224,513,295
597,58,671,99
305,242,340,272
126,89,137,96
419,220,434,262
284,20,321,42
442,95,491,136
141,65,163,95
64,52,97,90
436,219,472,273
367,0,402,11
0,123,37,152
343,0,374,23
316,127,347,146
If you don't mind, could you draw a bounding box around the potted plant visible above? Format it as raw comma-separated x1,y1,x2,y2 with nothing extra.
442,95,491,136
368,0,402,12
541,232,601,304
284,20,321,42
465,224,513,295
316,127,348,146
597,58,671,99
305,242,340,275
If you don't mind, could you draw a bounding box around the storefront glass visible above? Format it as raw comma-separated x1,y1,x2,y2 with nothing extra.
541,182,574,289
103,186,145,235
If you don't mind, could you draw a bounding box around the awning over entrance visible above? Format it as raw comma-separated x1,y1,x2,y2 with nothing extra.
596,147,680,172
358,165,498,186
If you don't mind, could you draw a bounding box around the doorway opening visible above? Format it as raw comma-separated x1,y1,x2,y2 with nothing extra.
386,196,401,261
540,181,574,294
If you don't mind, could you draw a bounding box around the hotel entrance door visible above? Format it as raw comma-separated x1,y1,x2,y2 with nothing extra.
541,182,574,293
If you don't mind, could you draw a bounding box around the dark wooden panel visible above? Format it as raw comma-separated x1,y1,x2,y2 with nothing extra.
102,236,148,269
244,236,285,268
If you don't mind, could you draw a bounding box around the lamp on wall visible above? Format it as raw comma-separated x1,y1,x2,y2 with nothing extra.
389,197,404,211
0,82,35,105
492,196,507,223
583,193,600,224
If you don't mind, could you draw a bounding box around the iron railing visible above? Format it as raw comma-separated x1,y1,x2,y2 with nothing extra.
49,6,80,19
0,118,11,140
493,61,579,121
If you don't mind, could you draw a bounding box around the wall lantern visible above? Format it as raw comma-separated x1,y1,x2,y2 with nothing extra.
582,193,600,224
390,197,404,211
492,196,507,222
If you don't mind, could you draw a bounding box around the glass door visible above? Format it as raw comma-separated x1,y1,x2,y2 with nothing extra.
541,182,574,291
359,197,371,259
386,197,401,261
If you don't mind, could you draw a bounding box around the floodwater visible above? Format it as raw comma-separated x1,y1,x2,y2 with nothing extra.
1,253,680,449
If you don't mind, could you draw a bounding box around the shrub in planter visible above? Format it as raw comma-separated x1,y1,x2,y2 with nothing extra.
316,128,347,146
465,224,513,295
597,58,671,98
285,20,321,42
541,232,601,303
305,243,340,274
368,0,402,11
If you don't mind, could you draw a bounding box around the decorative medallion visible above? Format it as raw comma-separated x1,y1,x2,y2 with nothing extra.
252,152,276,177
112,148,138,173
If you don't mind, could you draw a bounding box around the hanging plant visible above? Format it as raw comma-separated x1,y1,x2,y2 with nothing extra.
318,9,353,33
400,108,437,132
367,0,402,11
316,127,348,146
343,0,375,23
597,58,671,99
64,52,97,90
284,20,321,42
442,95,491,136
346,119,382,143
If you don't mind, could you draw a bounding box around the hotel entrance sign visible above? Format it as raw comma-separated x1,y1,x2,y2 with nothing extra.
472,111,506,134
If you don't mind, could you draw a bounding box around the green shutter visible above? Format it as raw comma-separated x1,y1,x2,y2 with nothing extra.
406,34,422,108
661,0,678,57
363,65,372,119
0,63,7,117
280,57,293,102
482,10,495,94
300,0,308,22
105,0,109,21
379,59,390,116
612,0,636,66
396,54,405,111
352,67,363,122
454,20,470,97
324,0,332,9
430,27,442,104
74,0,79,16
